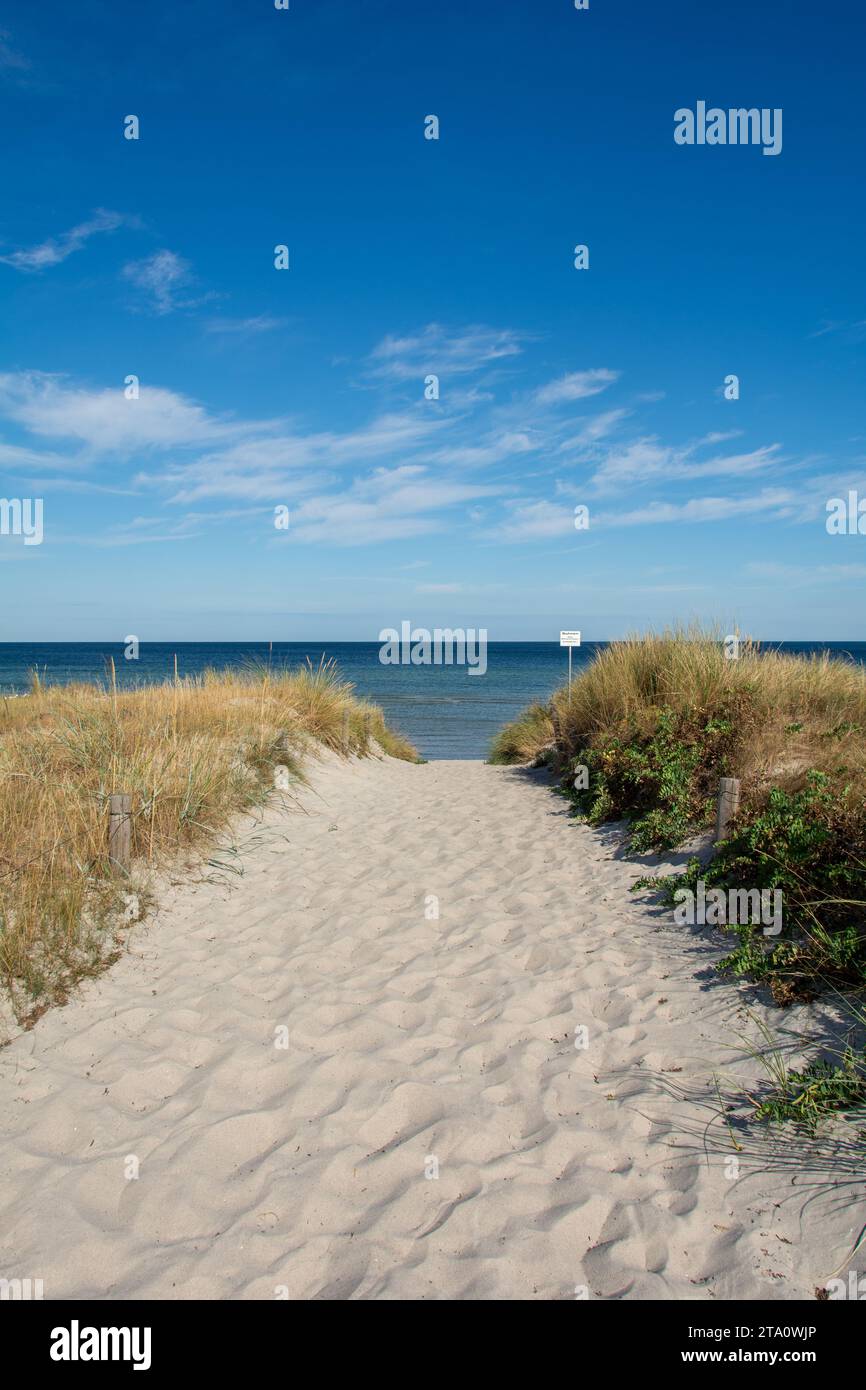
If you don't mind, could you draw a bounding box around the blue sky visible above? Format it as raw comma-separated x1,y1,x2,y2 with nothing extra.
1,0,865,640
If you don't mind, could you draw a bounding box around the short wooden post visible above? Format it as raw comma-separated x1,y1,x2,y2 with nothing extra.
715,777,740,844
341,708,350,755
109,793,132,875
364,712,373,745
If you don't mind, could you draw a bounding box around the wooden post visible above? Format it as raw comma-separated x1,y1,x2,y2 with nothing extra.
109,793,132,875
341,708,350,755
364,712,373,747
715,777,740,844
551,708,561,747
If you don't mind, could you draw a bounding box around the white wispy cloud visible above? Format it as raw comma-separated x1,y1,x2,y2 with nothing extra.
534,368,619,405
0,371,263,453
746,561,866,583
597,489,796,527
428,430,536,469
368,323,527,380
557,408,630,452
495,499,575,542
0,328,821,556
0,29,29,75
0,209,133,272
0,440,71,470
807,319,866,341
494,484,801,542
0,372,463,525
90,526,200,548
204,315,289,337
155,412,457,503
589,439,782,491
121,249,209,315
287,466,501,546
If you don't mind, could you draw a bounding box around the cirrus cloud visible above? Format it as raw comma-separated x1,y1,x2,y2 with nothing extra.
0,209,135,272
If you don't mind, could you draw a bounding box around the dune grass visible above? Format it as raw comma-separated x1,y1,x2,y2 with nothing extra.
488,702,554,766
490,627,866,1003
0,659,417,1025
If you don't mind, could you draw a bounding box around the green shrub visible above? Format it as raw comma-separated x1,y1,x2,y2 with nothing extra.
753,1047,866,1131
639,773,866,1001
570,705,740,852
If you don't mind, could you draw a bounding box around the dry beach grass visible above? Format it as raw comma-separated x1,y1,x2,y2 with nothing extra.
0,659,416,1025
492,627,866,800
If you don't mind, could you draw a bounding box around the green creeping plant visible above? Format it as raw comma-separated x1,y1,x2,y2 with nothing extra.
635,772,866,1001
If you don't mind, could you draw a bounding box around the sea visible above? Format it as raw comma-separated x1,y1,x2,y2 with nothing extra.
1,641,865,761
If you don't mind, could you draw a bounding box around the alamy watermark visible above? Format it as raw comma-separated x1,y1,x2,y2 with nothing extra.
674,102,783,156
826,491,866,535
0,497,43,545
674,879,783,936
379,622,487,676
825,1271,865,1299
50,1322,151,1371
0,1277,43,1300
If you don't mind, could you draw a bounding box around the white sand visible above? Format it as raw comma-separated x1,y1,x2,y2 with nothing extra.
0,752,858,1300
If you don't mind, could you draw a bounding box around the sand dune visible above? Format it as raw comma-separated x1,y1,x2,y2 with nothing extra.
0,752,857,1299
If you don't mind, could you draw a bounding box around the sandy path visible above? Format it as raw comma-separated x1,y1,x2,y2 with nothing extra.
0,754,856,1300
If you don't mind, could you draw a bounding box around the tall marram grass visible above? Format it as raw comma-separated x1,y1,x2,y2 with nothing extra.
490,627,866,1003
492,626,866,797
0,660,416,1024
488,703,554,766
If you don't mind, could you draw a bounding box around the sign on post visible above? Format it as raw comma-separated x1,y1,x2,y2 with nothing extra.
560,631,581,693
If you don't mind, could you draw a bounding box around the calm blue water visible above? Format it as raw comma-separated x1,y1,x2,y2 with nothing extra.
2,641,865,760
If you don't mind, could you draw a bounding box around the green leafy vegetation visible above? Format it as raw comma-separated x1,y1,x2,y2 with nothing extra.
752,1047,866,1131
568,705,740,852
642,773,866,1002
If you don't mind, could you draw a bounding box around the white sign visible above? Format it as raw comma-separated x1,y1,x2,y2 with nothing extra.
560,630,581,647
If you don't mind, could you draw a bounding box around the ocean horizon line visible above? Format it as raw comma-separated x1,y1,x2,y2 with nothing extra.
3,637,866,647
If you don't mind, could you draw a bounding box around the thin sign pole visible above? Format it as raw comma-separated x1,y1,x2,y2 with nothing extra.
560,630,580,702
